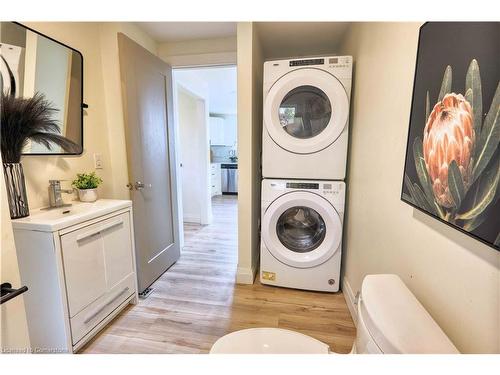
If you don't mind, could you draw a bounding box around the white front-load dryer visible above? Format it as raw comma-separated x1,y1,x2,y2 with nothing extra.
260,179,345,292
262,56,352,180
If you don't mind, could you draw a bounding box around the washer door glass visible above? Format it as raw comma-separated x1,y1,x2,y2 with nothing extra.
276,206,326,253
261,191,343,268
279,85,332,139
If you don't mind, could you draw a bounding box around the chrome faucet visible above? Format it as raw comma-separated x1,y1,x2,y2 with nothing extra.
48,180,73,208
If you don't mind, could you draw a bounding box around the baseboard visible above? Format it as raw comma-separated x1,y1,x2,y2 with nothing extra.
236,265,257,284
342,276,358,327
183,215,201,224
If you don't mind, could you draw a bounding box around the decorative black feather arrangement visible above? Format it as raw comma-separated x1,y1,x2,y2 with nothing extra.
1,91,81,162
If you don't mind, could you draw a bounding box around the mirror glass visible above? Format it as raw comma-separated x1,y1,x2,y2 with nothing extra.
0,22,83,154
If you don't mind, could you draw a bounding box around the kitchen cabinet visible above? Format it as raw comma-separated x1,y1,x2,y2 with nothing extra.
210,116,237,147
209,116,225,145
211,163,222,196
223,115,238,147
11,200,138,353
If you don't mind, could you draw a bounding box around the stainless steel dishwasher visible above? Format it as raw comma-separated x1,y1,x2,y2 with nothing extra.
221,164,238,194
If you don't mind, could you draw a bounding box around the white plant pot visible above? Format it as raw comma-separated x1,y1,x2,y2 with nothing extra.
78,188,98,203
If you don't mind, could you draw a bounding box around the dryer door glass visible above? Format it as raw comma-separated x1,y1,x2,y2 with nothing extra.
276,206,326,253
279,85,332,139
264,68,349,154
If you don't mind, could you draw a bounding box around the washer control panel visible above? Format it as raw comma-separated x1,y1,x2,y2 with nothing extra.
322,183,343,196
285,182,319,189
327,56,352,68
270,181,343,196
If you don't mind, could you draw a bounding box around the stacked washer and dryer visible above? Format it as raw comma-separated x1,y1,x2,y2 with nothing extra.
260,56,352,292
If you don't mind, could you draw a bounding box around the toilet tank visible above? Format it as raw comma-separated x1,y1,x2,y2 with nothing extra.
354,274,459,354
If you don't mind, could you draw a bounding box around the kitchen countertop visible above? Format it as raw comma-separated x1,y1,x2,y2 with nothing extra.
212,161,238,165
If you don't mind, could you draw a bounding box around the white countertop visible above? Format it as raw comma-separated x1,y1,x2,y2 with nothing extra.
213,162,238,166
11,199,132,232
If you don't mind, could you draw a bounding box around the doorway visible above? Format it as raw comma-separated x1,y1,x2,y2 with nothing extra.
172,65,238,249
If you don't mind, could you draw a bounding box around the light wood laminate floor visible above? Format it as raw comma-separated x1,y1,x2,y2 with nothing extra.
81,195,356,353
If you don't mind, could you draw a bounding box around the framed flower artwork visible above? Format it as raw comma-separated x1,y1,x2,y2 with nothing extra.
401,22,500,250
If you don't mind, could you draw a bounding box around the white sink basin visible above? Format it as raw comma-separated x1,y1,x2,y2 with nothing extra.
11,199,132,232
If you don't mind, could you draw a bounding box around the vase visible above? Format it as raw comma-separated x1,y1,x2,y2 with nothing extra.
2,163,30,219
78,188,98,202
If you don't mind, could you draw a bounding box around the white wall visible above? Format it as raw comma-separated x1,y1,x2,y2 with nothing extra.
256,22,349,60
17,22,159,209
98,22,159,200
340,22,500,353
20,23,114,208
236,23,263,284
159,36,236,67
0,155,31,351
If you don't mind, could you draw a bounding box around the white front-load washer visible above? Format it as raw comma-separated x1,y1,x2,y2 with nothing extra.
262,56,352,180
260,179,345,292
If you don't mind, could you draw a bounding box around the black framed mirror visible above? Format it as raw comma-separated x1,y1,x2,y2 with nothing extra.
0,22,84,155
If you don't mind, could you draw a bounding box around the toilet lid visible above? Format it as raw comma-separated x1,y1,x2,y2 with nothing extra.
360,274,459,354
210,328,330,354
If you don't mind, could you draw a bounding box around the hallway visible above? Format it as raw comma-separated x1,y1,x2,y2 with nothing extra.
82,195,355,353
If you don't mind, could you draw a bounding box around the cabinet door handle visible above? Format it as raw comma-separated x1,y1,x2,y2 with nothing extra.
83,287,130,324
76,219,124,242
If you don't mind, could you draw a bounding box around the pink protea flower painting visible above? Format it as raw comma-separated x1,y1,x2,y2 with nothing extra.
423,93,475,207
403,24,500,251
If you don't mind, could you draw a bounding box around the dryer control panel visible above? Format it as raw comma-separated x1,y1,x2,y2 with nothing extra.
288,56,352,69
264,179,345,211
327,56,352,68
289,58,325,67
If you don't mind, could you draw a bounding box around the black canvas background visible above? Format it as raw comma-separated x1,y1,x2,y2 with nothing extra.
402,22,500,249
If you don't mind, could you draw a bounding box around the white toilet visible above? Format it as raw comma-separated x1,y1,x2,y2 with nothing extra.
210,274,459,354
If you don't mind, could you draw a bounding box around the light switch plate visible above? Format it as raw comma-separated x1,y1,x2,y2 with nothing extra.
94,153,103,169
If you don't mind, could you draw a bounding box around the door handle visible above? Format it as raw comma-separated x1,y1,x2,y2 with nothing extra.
126,182,148,190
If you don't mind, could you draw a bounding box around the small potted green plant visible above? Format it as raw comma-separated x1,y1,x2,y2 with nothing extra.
72,172,103,202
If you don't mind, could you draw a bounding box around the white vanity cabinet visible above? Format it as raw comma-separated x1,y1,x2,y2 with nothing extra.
12,200,138,353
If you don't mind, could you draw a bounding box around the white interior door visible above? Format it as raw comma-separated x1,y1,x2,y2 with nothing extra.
177,86,212,225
